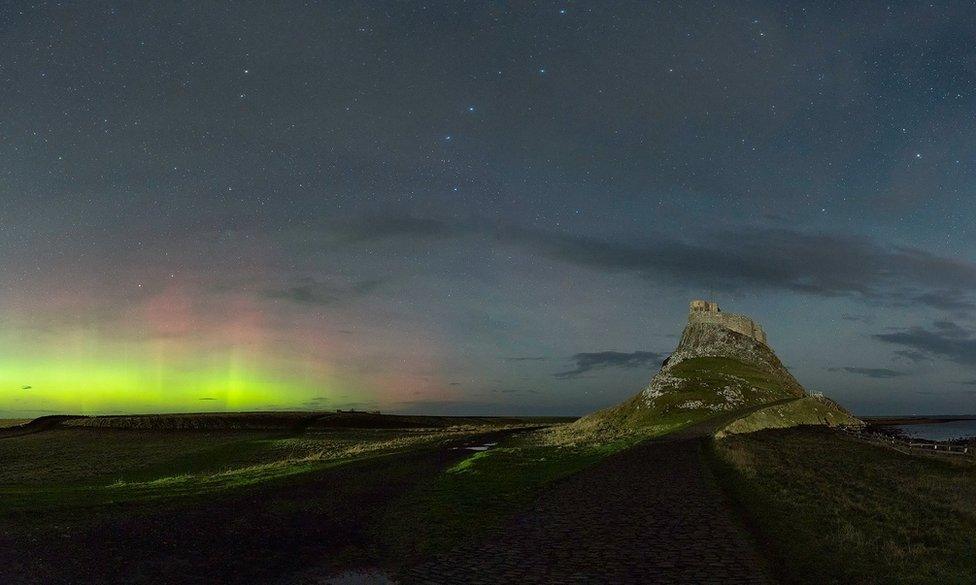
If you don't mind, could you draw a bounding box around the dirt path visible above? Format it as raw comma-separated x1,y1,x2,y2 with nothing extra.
399,432,772,584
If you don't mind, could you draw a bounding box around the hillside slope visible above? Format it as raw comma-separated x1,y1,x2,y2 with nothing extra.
714,395,861,437
573,301,859,438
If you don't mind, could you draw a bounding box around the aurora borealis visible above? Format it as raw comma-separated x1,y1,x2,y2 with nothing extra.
5,2,976,417
0,280,331,413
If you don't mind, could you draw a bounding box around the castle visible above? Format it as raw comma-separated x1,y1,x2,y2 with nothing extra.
688,299,767,345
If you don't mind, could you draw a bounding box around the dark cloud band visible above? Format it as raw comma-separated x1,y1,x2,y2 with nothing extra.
554,351,665,379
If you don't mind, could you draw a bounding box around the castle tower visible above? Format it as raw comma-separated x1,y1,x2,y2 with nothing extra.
689,299,720,313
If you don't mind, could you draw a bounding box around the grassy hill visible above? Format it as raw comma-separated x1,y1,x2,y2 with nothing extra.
571,315,859,439
715,395,861,437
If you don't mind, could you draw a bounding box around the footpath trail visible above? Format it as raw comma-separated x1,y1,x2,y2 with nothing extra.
400,428,773,584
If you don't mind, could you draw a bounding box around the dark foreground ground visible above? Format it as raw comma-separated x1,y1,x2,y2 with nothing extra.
2,413,974,584
400,433,770,584
5,433,540,584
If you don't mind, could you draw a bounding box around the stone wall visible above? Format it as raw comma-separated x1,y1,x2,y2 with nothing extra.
687,300,767,345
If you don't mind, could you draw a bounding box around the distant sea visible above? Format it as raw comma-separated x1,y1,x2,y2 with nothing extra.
895,419,976,441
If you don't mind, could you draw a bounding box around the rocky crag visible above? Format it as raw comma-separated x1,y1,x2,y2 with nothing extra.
574,300,860,437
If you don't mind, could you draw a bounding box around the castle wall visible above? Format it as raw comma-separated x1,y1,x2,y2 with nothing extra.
689,300,720,312
687,300,768,345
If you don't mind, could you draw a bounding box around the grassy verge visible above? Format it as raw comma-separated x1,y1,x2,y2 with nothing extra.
2,419,625,583
714,396,860,437
708,427,976,584
380,422,681,564
0,426,535,512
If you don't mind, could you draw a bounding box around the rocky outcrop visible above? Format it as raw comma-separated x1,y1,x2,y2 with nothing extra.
574,300,859,437
650,319,806,403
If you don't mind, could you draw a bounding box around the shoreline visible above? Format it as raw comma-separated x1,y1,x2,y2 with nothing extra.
859,415,976,426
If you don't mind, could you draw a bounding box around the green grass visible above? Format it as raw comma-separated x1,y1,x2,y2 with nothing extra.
0,425,537,512
662,356,798,408
709,427,976,585
379,424,672,563
0,415,631,582
671,356,792,388
0,419,29,428
715,396,860,437
576,356,800,436
0,429,276,486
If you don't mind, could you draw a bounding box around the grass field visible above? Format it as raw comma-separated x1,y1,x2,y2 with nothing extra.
578,357,804,434
0,415,550,513
9,411,973,583
380,424,667,564
0,413,590,583
710,427,976,584
0,418,29,428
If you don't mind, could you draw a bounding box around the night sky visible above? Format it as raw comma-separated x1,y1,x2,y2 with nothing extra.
3,2,976,418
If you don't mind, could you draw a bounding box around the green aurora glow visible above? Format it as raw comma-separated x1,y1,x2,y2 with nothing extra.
0,324,348,415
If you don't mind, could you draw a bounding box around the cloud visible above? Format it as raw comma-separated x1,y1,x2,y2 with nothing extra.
911,291,976,311
841,313,874,324
327,216,976,311
828,366,907,379
299,396,332,408
393,400,503,415
503,356,549,362
930,320,970,338
875,321,976,365
504,227,976,309
554,351,665,379
334,216,463,242
893,349,930,363
264,277,384,306
347,217,976,310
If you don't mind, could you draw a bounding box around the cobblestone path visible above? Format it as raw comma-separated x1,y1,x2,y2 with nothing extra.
399,435,772,584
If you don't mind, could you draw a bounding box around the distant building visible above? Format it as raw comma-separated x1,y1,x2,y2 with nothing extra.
688,299,767,345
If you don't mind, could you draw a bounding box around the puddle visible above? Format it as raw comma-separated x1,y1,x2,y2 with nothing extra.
323,568,396,584
465,441,498,451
